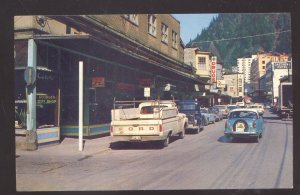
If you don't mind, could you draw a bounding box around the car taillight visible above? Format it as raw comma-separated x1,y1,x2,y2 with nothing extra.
159,124,163,132
253,122,256,128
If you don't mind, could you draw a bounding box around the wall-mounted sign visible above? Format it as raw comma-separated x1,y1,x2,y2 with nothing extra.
92,77,105,87
211,56,217,83
274,61,292,69
37,94,56,105
216,80,225,88
144,87,150,97
229,86,235,93
116,82,135,92
139,78,155,88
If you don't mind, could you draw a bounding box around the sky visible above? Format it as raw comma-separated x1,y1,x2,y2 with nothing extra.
173,14,218,45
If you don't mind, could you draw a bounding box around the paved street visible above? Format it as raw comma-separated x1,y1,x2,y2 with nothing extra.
16,110,293,191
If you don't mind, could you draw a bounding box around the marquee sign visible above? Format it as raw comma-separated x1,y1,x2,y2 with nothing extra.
211,56,217,83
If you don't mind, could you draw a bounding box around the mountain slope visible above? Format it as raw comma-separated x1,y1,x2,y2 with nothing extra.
186,13,291,67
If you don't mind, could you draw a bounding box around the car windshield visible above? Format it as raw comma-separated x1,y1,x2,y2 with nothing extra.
229,111,258,119
177,104,197,111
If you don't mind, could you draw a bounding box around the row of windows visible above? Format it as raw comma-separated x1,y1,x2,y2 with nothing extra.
123,14,178,49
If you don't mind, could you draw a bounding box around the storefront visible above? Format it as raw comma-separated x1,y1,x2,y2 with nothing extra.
15,35,202,146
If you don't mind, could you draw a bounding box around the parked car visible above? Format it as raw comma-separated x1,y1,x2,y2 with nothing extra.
177,101,204,133
110,100,187,147
214,105,229,118
224,108,264,142
209,107,223,121
200,108,216,124
250,104,265,116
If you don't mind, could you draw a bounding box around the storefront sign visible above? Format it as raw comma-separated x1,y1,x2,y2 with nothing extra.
37,71,55,81
92,77,105,87
216,80,225,88
139,78,155,88
274,61,292,69
229,86,235,92
211,56,217,83
37,94,56,105
116,82,135,92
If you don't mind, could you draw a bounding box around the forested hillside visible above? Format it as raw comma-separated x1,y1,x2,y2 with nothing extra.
186,13,291,68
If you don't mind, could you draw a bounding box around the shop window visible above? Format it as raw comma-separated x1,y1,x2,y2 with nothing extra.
14,40,28,68
161,23,168,44
148,15,157,36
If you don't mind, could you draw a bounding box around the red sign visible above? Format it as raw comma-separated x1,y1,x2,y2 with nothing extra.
139,78,155,88
116,82,135,92
92,77,105,87
211,56,217,83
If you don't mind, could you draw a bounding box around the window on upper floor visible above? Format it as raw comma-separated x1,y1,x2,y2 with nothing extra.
123,14,139,25
148,15,157,36
172,30,178,49
197,57,206,70
161,23,168,44
262,61,265,64
262,66,265,69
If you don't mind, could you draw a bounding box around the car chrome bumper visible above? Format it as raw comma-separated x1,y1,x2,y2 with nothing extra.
224,132,259,137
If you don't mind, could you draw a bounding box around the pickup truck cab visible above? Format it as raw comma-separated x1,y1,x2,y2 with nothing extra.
110,100,188,147
176,100,204,133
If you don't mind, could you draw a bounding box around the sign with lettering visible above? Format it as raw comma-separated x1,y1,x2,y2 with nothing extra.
211,56,217,83
37,94,56,105
139,78,155,88
92,77,105,87
216,80,225,88
274,61,292,69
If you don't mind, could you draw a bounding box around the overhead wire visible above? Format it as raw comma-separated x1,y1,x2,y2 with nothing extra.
190,29,291,46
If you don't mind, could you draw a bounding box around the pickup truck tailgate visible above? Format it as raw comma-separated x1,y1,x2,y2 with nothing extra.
111,120,160,136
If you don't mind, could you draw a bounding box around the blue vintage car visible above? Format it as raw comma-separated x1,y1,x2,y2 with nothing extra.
176,101,204,133
200,108,216,125
224,109,264,142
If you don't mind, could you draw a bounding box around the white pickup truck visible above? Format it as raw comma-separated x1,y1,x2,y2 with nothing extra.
110,100,188,147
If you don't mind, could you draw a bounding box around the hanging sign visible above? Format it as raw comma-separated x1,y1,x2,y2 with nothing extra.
139,78,155,88
92,77,105,87
211,56,217,83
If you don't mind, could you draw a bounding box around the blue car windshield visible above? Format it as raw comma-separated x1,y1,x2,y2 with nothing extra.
229,111,258,119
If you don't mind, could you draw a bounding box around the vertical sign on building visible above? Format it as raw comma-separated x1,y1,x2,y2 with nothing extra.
211,56,217,83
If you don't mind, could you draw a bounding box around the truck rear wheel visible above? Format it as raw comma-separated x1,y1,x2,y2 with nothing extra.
179,127,185,139
162,136,170,147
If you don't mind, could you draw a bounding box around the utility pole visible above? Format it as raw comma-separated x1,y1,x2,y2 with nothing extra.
25,39,37,150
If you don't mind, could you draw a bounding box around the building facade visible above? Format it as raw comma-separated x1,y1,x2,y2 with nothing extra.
265,60,292,104
237,55,257,83
14,15,204,147
250,52,289,91
184,47,211,82
223,73,244,98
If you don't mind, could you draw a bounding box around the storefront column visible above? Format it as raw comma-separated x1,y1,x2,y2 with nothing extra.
26,39,37,150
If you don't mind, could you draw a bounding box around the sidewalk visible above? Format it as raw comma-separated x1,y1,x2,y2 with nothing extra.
16,134,113,157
